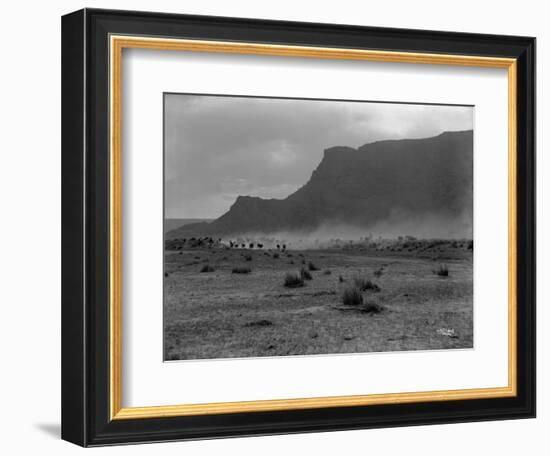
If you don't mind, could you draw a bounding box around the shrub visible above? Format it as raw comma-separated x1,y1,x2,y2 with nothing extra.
363,301,384,314
434,264,449,277
342,287,363,306
308,261,320,271
232,266,251,274
284,272,305,288
273,253,280,259
300,267,312,281
354,277,380,292
200,264,215,273
244,319,272,327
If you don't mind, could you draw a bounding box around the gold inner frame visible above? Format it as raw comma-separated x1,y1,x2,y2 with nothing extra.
109,35,518,420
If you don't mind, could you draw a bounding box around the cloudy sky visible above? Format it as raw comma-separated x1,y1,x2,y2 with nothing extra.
165,94,473,219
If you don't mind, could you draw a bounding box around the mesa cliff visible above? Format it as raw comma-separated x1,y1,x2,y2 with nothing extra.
167,130,473,239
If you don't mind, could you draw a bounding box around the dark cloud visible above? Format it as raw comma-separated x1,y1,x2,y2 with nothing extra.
165,94,472,218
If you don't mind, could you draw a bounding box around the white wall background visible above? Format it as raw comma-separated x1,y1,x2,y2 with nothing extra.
0,0,545,454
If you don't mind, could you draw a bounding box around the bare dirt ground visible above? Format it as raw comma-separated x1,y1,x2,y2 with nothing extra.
164,241,473,360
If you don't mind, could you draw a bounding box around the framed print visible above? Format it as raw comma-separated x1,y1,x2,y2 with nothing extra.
61,8,536,447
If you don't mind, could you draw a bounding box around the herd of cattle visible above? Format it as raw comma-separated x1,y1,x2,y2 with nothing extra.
165,236,288,251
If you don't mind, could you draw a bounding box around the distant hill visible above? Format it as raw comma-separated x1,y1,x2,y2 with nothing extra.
167,130,473,239
164,218,213,236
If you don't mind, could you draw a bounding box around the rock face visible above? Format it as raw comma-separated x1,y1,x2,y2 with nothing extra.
167,130,473,238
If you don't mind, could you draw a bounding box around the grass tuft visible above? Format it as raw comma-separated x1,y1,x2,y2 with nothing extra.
308,261,320,271
300,267,313,281
342,286,363,306
363,301,384,314
434,264,449,277
284,272,305,288
354,277,380,292
232,266,252,274
244,319,273,327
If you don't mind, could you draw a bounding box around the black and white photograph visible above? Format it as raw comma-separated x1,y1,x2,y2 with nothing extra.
163,94,474,361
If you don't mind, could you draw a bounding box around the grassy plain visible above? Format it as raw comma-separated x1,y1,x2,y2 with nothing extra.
164,239,473,360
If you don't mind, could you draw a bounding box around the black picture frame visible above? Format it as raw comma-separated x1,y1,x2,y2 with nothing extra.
62,7,536,447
